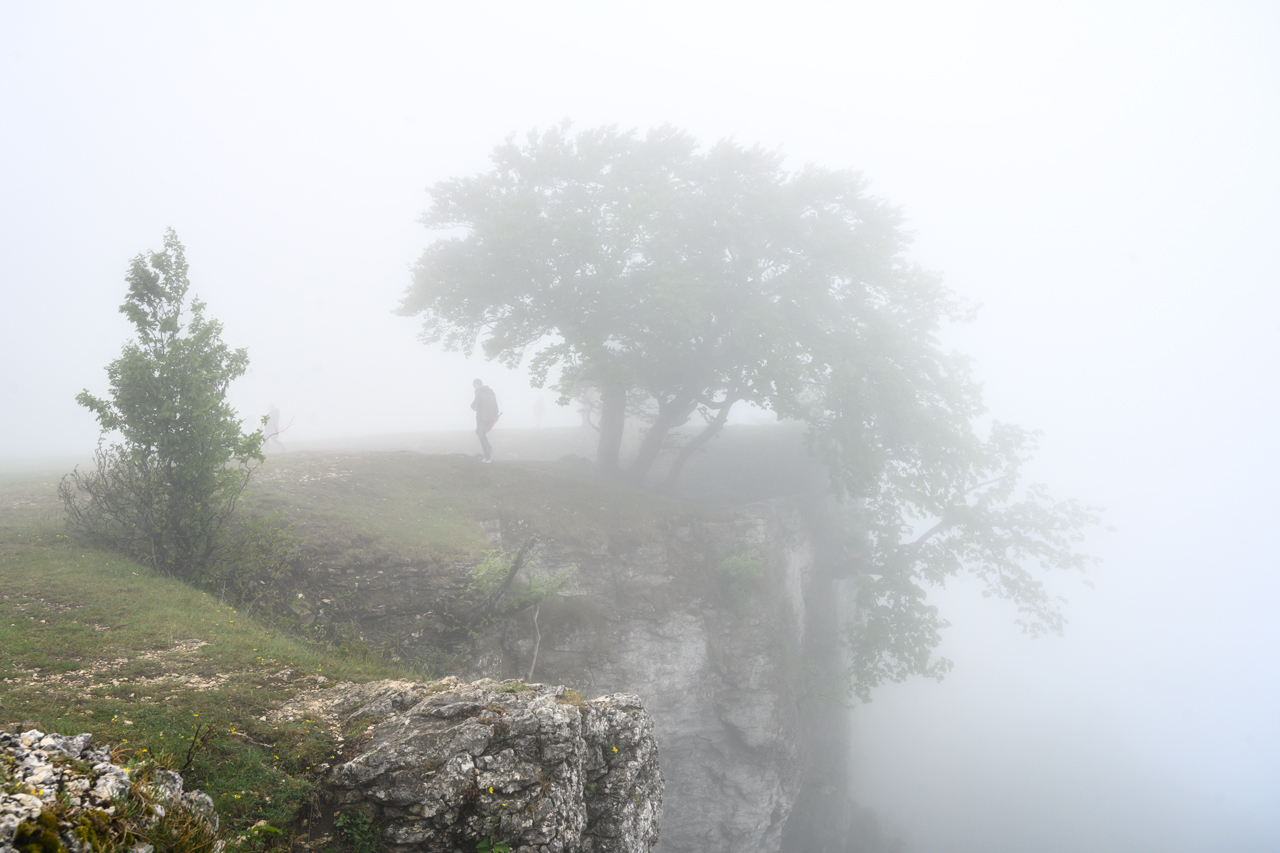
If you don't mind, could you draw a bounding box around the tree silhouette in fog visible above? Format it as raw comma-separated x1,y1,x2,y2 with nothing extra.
399,124,1101,698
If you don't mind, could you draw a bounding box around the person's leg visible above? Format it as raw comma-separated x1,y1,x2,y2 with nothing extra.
476,422,492,460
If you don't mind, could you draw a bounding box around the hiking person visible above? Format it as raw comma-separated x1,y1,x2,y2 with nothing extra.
471,379,500,461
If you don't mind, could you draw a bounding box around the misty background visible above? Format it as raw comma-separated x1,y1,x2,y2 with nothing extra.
2,2,1277,851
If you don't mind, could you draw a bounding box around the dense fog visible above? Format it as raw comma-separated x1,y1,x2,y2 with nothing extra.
2,2,1278,850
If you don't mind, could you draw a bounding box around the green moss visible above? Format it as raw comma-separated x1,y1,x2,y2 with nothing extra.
71,810,111,846
555,689,588,711
494,681,529,693
14,812,65,853
715,554,764,583
714,553,765,610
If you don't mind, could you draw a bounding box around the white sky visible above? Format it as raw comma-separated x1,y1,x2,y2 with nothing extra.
2,2,1278,851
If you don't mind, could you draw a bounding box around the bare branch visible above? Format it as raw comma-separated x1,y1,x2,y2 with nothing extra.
526,603,542,682
465,536,537,631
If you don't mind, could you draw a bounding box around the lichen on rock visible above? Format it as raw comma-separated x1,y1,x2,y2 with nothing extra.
270,677,662,853
0,729,219,853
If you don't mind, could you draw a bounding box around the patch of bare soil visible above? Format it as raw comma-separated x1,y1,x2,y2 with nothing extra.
0,639,234,692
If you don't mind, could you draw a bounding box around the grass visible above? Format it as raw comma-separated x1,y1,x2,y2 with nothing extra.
0,450,702,850
242,451,696,566
0,471,416,849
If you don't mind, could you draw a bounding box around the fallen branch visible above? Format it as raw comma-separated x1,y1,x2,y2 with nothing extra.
526,603,542,682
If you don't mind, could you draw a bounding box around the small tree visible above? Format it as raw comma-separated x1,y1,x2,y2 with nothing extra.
60,229,263,579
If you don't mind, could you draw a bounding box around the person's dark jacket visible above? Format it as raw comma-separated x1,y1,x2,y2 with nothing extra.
472,385,499,424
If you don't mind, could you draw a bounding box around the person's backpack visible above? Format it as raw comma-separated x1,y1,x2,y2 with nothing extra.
478,386,500,424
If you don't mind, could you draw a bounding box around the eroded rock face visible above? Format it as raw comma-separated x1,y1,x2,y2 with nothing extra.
285,479,841,853
474,499,825,853
270,677,661,853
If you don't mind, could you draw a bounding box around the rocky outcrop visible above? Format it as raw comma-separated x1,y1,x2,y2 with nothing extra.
283,462,847,853
469,499,836,853
270,677,661,853
0,729,219,853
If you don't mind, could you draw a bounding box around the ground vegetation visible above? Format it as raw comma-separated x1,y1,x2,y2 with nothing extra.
0,469,414,850
58,229,264,581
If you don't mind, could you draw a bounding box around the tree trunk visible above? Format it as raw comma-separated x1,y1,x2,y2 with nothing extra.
660,399,737,491
629,399,694,485
595,382,627,472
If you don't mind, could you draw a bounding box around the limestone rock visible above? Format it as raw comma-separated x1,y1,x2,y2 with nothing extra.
285,479,843,853
475,499,823,853
270,677,662,853
0,729,218,853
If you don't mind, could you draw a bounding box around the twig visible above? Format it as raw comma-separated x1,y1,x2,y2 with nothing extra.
526,603,541,682
180,722,216,773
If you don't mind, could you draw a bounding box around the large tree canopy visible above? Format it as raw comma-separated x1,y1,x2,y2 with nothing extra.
399,124,1100,699
400,123,968,485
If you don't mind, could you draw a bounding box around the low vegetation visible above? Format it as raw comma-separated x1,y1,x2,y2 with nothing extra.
1,467,414,851
60,230,265,582
239,450,688,565
1,452,698,851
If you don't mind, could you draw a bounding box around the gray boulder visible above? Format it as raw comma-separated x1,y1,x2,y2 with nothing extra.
270,677,661,853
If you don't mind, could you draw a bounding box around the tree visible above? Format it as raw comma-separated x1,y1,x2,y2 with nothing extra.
59,229,264,580
399,124,1101,698
400,123,706,472
399,124,966,484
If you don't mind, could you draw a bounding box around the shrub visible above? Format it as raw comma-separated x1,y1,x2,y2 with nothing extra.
715,554,764,607
59,229,264,581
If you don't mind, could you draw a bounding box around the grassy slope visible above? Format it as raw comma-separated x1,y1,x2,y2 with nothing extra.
0,451,697,849
242,450,695,565
0,478,418,849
